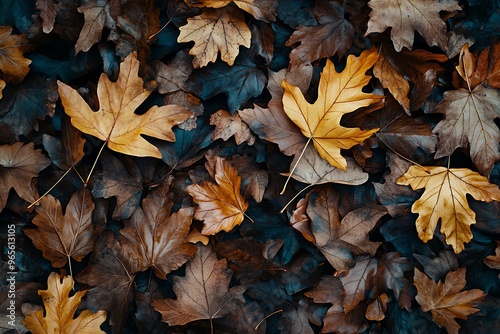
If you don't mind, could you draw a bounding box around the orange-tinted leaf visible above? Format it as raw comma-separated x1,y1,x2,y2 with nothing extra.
0,26,31,84
365,0,461,51
184,0,278,22
23,272,106,334
187,156,248,235
397,166,500,253
24,189,95,268
153,244,244,326
210,109,255,145
58,52,193,158
281,47,383,170
0,142,51,211
178,6,251,68
456,43,500,89
414,268,486,334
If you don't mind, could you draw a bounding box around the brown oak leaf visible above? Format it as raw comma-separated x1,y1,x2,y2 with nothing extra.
153,244,245,327
210,109,256,145
58,52,193,158
0,142,51,211
119,177,196,279
187,156,249,235
414,267,486,334
178,6,251,68
23,272,107,334
0,26,31,84
365,0,461,51
24,189,95,268
36,0,57,34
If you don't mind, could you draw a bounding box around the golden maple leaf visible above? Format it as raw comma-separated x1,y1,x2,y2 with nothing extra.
187,156,248,235
396,166,500,253
414,268,486,334
0,26,31,84
23,272,107,334
178,6,251,68
281,47,383,170
57,52,193,158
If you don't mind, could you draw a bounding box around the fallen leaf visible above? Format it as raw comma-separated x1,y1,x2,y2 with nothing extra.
0,79,5,98
281,47,383,170
396,166,500,253
153,244,245,326
433,46,500,175
484,241,500,275
0,142,51,211
58,52,193,158
187,156,249,235
76,231,135,333
286,0,354,65
0,26,31,84
23,272,107,334
414,251,459,282
249,21,274,64
184,0,278,22
365,0,461,51
210,109,256,145
178,6,251,68
24,189,95,268
226,154,268,203
119,177,196,279
414,267,486,334
455,43,500,89
153,49,193,94
36,0,57,33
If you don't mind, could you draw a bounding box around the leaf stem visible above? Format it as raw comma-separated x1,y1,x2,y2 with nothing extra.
243,212,254,223
148,5,180,40
27,167,73,209
280,183,315,214
255,309,283,330
379,136,431,174
85,140,107,187
280,137,312,195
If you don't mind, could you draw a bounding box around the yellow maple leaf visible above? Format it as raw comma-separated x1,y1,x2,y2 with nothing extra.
23,272,107,334
57,52,193,158
281,47,383,170
178,6,251,68
396,166,500,253
187,156,248,235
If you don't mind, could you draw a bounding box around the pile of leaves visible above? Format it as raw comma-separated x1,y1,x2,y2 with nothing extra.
1,0,500,333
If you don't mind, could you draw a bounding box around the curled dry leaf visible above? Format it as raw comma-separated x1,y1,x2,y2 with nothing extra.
0,142,51,211
414,267,486,334
57,52,193,158
281,47,383,170
23,272,107,334
396,166,500,253
178,6,251,68
24,189,95,268
210,109,256,145
187,156,248,235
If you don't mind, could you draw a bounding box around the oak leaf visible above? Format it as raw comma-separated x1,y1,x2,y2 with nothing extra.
36,0,57,34
414,267,486,334
57,52,193,158
178,6,251,68
119,177,197,279
187,156,248,235
365,0,461,51
23,272,107,334
153,244,245,326
24,189,95,268
184,0,278,22
286,0,354,65
0,142,51,211
210,109,255,145
0,26,31,84
433,45,500,175
396,166,500,253
281,47,383,170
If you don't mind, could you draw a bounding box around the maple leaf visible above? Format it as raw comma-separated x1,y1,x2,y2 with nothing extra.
365,0,461,51
24,189,95,268
454,43,500,90
119,177,197,279
414,267,486,334
178,6,251,68
0,26,31,84
184,0,278,22
153,244,245,326
23,272,107,334
281,47,383,170
187,156,249,235
0,142,51,211
433,45,500,176
57,52,193,158
396,166,500,253
75,0,120,54
286,0,354,65
210,109,256,145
